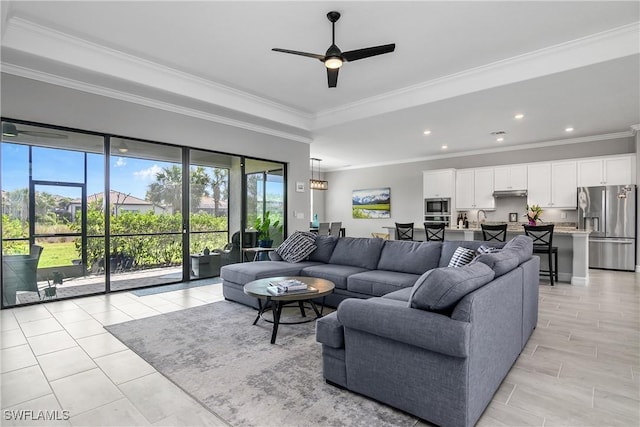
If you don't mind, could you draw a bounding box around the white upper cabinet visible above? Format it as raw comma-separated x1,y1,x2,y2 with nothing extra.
494,165,527,191
577,155,635,186
423,169,455,198
455,168,494,209
527,161,577,208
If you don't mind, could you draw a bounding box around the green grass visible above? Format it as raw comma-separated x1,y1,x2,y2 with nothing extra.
38,241,79,268
354,204,390,210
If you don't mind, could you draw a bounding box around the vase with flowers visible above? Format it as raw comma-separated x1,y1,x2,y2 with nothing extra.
525,204,543,225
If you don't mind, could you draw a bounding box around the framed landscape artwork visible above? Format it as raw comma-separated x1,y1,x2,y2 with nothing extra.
352,187,391,219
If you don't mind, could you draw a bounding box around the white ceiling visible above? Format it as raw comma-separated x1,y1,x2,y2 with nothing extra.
1,1,639,170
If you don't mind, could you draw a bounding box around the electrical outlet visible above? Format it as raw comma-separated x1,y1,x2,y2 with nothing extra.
560,212,567,219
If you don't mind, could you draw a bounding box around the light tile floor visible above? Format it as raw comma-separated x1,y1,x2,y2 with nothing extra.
1,270,639,427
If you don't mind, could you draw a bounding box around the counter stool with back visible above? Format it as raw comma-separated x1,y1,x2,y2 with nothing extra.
523,224,558,286
481,223,508,242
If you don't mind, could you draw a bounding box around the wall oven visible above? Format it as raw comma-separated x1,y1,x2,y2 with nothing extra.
425,198,450,215
424,198,451,227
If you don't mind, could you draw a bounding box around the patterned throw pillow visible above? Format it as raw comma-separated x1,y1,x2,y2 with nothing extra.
448,247,476,268
276,231,317,263
477,244,501,255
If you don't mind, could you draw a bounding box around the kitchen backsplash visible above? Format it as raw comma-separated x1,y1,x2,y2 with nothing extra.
460,197,578,225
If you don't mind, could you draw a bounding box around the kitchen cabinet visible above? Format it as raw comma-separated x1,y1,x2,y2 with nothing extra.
527,161,577,208
494,165,527,191
423,169,455,198
455,168,495,209
577,155,634,186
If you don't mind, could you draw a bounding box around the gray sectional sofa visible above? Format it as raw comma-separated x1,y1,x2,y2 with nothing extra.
221,234,540,427
316,235,539,427
221,235,502,309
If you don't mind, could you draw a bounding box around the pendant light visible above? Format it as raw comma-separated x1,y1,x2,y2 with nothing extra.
309,158,328,190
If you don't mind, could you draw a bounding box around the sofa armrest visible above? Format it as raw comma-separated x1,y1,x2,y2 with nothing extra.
315,312,344,348
337,298,470,358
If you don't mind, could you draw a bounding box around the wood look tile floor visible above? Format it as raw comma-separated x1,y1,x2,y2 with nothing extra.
1,270,639,427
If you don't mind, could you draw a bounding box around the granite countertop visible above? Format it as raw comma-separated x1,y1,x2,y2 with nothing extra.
445,224,589,235
383,223,590,235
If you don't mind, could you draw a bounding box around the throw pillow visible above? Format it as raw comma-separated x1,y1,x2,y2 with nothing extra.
474,250,520,277
448,247,476,268
477,244,501,255
408,262,496,312
276,231,317,263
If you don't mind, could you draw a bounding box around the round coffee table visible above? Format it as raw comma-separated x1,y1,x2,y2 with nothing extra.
243,276,335,344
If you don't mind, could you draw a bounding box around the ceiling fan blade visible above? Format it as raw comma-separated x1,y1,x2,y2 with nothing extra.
327,68,339,88
342,43,395,62
272,48,326,61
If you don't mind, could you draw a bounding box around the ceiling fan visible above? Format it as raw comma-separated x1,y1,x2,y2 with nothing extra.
2,123,67,139
272,11,396,88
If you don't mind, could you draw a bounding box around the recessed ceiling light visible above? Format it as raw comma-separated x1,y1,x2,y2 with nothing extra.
514,114,524,119
496,137,504,142
565,127,574,132
423,130,431,135
441,145,448,149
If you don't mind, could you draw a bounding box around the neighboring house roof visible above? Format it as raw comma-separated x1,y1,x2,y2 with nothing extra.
70,191,154,206
196,197,228,210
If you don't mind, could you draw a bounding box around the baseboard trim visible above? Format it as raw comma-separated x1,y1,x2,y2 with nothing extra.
571,276,589,286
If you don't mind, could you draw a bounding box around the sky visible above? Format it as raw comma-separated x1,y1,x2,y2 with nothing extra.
1,143,283,202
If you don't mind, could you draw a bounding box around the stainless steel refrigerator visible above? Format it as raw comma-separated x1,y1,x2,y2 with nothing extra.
577,185,636,271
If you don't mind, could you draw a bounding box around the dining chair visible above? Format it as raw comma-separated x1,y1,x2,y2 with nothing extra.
481,223,508,242
395,222,414,241
329,222,342,237
523,224,558,286
424,222,446,241
317,222,330,236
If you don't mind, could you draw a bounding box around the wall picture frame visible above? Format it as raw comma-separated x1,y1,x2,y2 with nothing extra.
352,187,391,219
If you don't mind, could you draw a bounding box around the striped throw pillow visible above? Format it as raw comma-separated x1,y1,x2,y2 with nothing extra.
276,231,318,263
448,247,476,268
477,244,501,255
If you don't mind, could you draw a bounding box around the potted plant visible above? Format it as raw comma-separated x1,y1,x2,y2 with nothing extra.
254,211,283,248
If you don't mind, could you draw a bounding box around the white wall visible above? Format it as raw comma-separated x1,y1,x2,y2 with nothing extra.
323,137,636,238
0,73,311,234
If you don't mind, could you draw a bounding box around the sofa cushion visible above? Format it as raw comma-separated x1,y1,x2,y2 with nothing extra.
439,240,506,267
347,270,421,297
380,286,413,302
220,261,320,284
408,262,496,312
473,250,520,277
448,247,476,267
276,231,317,263
328,237,385,270
503,235,534,264
301,264,368,290
376,241,442,274
309,235,339,263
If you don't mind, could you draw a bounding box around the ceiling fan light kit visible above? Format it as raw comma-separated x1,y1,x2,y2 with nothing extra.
272,11,395,88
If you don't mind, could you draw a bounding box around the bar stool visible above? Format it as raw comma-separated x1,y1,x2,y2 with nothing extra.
395,222,414,241
424,222,446,241
523,224,558,286
481,224,508,242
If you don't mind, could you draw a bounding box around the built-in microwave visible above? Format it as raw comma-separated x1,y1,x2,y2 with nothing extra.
425,198,451,215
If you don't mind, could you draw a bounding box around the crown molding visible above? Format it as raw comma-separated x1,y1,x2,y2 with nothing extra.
1,63,313,144
314,22,640,130
1,16,313,131
328,131,635,171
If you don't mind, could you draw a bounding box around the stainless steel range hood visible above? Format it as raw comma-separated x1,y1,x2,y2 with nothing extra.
492,189,528,198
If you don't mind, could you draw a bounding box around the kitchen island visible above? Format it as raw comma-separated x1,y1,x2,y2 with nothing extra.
383,225,590,285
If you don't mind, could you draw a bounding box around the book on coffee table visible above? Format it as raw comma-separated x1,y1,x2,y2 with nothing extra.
269,279,308,292
267,285,318,295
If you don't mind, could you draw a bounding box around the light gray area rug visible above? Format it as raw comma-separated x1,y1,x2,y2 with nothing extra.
106,301,419,427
